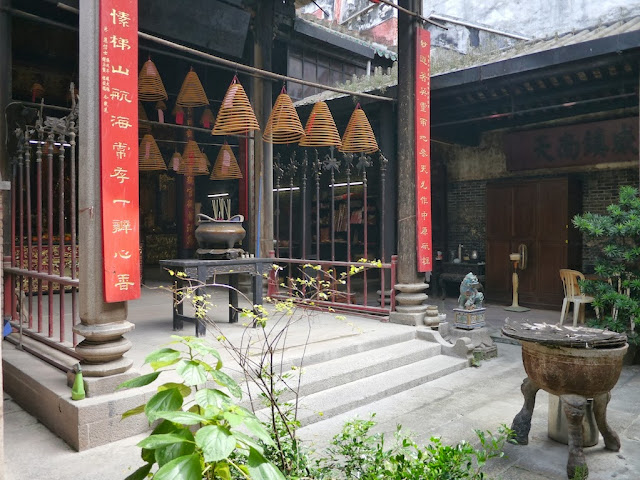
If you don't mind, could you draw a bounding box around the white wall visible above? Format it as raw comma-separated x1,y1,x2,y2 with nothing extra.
427,0,640,38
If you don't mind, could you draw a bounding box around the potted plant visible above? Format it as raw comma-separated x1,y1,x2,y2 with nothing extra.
572,185,640,360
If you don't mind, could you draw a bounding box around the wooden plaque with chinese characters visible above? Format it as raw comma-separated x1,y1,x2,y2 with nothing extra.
100,0,141,302
415,28,432,272
505,117,639,171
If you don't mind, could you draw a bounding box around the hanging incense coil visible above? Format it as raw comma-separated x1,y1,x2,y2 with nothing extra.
178,140,209,176
201,149,211,168
212,76,260,135
210,143,242,180
299,101,341,147
138,102,151,133
339,104,379,154
138,59,168,101
263,90,306,144
139,134,167,171
176,68,209,108
200,108,215,129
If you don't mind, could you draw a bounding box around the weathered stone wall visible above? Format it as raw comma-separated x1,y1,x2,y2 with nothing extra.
427,0,640,39
446,180,487,261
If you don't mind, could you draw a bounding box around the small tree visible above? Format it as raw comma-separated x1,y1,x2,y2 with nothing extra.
572,185,640,344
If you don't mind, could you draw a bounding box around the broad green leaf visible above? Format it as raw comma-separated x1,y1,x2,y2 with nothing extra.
137,433,192,450
116,371,161,390
142,420,179,463
154,454,201,480
210,369,242,398
154,428,196,468
222,411,243,428
158,382,192,398
124,463,153,480
195,425,236,462
145,347,181,369
153,410,208,426
145,388,183,422
213,461,232,480
121,404,145,420
247,447,286,480
232,431,265,453
194,388,230,409
242,416,275,446
176,360,208,386
190,342,222,362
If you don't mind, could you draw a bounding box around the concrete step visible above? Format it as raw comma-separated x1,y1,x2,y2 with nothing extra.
255,353,468,427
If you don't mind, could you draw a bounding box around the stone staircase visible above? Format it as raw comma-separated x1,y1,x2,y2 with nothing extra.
247,328,470,428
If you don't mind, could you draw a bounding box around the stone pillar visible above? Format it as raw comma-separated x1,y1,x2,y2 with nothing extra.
0,0,10,472
75,0,134,377
253,1,274,258
389,0,428,326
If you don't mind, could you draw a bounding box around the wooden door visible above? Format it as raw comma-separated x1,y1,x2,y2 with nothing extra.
486,177,578,308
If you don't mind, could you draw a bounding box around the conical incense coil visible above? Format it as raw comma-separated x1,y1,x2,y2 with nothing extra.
178,140,209,176
138,59,168,101
210,143,242,180
263,90,305,144
200,107,215,129
176,68,209,108
211,76,260,135
299,101,341,147
139,134,167,171
339,104,378,154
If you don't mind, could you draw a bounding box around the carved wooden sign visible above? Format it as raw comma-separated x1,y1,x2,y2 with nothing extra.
100,0,141,302
505,117,638,171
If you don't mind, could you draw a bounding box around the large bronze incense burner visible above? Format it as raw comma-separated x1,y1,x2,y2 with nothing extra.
502,321,627,479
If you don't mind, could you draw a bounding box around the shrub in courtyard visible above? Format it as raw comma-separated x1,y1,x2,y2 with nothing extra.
573,185,640,345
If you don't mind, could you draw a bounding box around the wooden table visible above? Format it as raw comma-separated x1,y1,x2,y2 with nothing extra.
159,258,273,336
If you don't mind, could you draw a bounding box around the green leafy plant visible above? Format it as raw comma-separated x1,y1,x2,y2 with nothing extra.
314,415,512,480
572,185,640,345
118,336,285,480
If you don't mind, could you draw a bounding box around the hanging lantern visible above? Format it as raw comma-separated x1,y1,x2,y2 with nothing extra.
210,142,242,180
31,83,45,103
200,107,215,129
169,149,182,172
211,76,260,135
263,88,305,144
176,68,209,108
139,134,167,171
299,101,341,147
155,100,167,124
138,59,168,102
138,101,151,133
172,104,184,125
339,104,379,154
178,140,209,176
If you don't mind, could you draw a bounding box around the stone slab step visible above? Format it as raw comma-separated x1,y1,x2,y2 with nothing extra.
256,354,468,427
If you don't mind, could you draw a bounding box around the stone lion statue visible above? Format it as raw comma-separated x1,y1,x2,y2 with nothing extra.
458,272,484,309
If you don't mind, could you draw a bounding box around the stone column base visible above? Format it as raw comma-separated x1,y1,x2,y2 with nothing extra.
389,282,429,326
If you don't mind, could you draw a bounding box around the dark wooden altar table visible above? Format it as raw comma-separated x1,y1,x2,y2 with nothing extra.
159,258,273,336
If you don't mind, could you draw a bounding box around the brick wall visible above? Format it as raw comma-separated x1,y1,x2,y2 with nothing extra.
446,180,487,261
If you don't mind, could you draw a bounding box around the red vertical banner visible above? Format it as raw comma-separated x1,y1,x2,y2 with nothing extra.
99,0,140,302
182,175,197,249
415,27,432,272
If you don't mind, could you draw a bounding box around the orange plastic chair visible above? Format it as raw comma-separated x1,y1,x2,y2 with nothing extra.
559,269,594,327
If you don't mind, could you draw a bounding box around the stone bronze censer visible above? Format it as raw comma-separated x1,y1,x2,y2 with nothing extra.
195,213,246,258
502,320,627,479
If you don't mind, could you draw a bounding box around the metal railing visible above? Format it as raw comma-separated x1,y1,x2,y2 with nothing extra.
4,93,80,363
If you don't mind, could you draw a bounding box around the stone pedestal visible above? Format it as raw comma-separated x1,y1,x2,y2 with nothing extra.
453,307,486,329
439,321,497,360
389,283,428,326
423,305,443,327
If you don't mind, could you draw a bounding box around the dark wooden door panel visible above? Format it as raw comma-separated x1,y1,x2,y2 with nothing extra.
487,185,512,239
538,179,568,242
536,241,566,305
513,183,537,239
486,240,511,300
